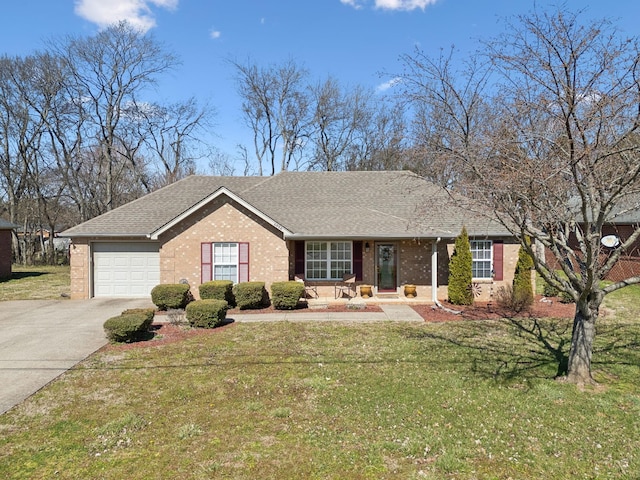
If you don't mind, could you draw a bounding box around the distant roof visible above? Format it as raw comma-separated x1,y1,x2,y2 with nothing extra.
0,218,18,230
61,171,510,239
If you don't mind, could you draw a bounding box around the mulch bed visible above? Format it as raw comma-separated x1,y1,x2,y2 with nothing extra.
105,296,575,351
413,296,575,322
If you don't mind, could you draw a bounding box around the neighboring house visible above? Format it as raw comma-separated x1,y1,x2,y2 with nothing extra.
60,171,520,301
545,207,640,283
0,219,18,279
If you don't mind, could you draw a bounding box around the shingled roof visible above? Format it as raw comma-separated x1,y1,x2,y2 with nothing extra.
61,171,509,239
0,218,19,230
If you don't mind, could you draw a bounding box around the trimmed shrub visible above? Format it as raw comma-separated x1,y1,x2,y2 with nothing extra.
512,246,534,310
185,299,228,328
121,308,156,329
199,280,235,306
234,281,269,310
448,227,473,305
496,285,532,312
104,308,155,343
151,283,191,310
271,281,305,310
542,281,560,297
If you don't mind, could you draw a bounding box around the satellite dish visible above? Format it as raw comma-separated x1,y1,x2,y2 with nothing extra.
601,235,620,248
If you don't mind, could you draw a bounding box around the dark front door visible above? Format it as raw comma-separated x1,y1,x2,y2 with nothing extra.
376,243,397,292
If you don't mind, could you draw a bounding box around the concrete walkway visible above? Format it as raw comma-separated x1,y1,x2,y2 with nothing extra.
0,298,154,415
228,303,424,323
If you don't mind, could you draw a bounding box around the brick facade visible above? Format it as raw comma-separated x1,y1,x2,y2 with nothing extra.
286,238,521,302
0,229,12,279
159,198,288,299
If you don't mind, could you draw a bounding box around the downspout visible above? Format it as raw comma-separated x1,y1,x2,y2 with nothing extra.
432,237,441,305
432,237,461,314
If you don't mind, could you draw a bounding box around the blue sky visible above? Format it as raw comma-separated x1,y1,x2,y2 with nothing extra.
2,0,640,172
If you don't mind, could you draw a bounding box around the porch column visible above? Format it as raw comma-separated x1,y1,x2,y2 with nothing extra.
431,238,439,303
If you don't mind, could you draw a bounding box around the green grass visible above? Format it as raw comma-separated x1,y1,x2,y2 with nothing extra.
0,265,70,300
1,316,638,479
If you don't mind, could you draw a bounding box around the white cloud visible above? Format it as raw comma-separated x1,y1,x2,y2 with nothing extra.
376,77,402,93
340,0,364,9
375,0,437,10
74,0,179,32
340,0,437,11
210,29,221,40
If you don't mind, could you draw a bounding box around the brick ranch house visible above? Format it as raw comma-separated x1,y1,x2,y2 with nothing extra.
61,171,521,302
0,218,18,279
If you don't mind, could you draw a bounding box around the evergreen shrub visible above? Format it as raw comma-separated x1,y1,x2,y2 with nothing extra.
271,281,305,310
234,282,269,310
185,299,228,328
199,280,235,306
448,227,474,305
151,283,191,310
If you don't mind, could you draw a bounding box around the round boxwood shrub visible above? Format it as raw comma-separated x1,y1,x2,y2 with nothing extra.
234,282,269,310
271,281,305,310
151,283,191,310
185,299,228,328
103,308,155,343
199,280,235,306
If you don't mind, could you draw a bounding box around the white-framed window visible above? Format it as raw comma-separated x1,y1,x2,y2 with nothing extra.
201,242,249,283
213,242,238,282
470,240,493,279
306,241,352,280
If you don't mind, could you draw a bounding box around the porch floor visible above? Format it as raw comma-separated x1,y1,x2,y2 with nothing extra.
306,294,432,308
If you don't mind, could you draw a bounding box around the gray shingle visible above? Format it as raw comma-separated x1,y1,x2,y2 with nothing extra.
0,218,18,230
61,171,509,239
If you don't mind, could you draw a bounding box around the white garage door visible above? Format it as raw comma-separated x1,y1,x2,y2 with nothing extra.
93,242,160,297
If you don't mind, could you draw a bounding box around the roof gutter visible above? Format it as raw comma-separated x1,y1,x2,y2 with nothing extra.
283,233,457,241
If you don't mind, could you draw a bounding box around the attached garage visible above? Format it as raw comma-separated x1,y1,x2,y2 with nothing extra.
92,242,160,297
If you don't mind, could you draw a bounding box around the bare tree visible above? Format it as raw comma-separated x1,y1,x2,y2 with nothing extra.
400,7,640,384
52,21,178,211
346,98,407,172
309,77,373,171
130,97,211,187
232,58,310,175
398,47,490,187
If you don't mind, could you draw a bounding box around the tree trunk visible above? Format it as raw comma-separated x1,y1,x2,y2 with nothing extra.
566,292,603,384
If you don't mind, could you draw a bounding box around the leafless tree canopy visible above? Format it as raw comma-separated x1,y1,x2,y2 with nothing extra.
0,22,212,264
398,7,640,383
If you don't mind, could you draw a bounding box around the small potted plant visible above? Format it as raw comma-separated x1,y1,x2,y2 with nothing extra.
360,284,373,298
404,284,417,298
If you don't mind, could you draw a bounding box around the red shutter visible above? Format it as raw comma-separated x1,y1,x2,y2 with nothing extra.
239,242,250,282
201,243,212,283
353,241,363,281
493,241,503,281
294,240,305,275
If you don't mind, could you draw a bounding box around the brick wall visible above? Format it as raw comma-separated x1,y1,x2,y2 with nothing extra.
285,238,521,302
0,230,12,279
69,239,90,299
160,197,289,299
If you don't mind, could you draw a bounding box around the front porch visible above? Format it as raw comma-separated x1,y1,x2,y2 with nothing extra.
304,292,434,309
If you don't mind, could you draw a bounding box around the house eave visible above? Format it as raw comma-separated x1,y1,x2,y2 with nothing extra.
59,232,152,239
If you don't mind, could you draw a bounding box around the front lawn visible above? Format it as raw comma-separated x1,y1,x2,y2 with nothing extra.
0,265,70,301
1,315,638,479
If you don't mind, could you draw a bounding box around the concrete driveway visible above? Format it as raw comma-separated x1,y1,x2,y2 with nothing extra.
0,298,154,415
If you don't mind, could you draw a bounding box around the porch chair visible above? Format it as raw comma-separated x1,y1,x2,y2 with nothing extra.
334,273,357,299
295,274,318,299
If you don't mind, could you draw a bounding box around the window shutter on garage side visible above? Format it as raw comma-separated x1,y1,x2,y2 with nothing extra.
239,242,250,282
294,240,305,274
201,243,212,283
353,241,363,281
493,241,504,281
